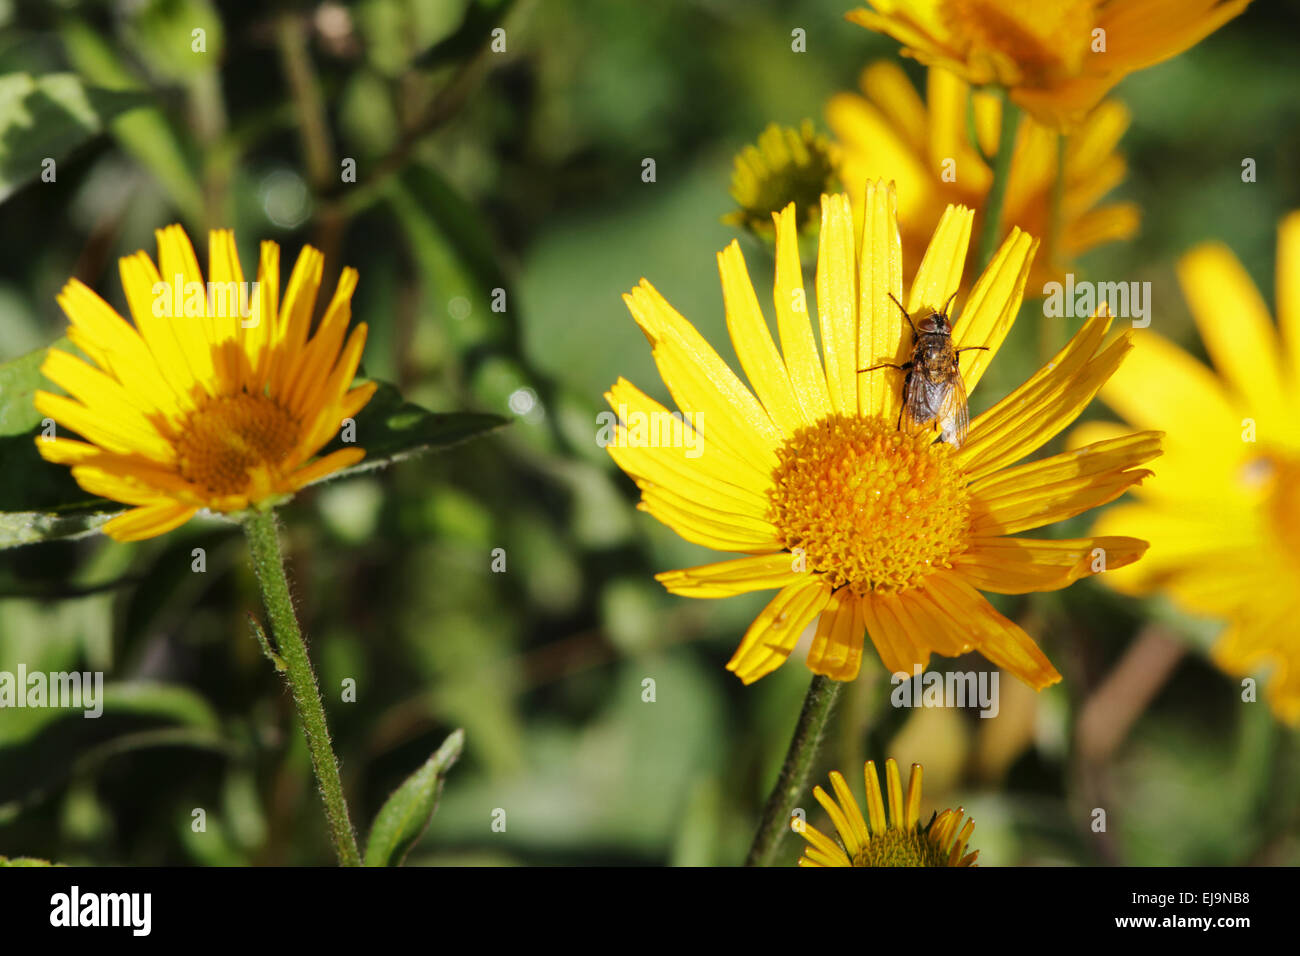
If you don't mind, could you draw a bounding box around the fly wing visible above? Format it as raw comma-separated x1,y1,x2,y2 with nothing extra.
901,370,939,434
936,372,970,448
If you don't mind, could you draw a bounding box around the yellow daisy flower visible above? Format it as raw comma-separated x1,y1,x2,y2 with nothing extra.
846,0,1252,130
34,225,376,542
724,121,841,238
828,61,1139,286
1079,213,1300,724
794,758,978,866
604,181,1159,689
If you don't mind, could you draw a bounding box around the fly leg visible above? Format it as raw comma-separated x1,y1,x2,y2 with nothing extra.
860,361,912,373
896,370,913,431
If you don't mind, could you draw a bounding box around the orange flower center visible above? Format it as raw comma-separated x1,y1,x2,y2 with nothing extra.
942,0,1095,84
175,393,300,497
767,414,971,594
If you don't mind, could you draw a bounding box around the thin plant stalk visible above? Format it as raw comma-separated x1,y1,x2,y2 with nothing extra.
977,90,1021,271
243,509,362,867
745,674,845,867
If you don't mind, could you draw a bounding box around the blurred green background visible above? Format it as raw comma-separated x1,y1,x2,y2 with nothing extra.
0,0,1298,866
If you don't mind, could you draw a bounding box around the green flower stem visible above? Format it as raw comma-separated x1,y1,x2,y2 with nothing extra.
977,90,1021,271
744,674,845,867
243,509,362,867
1041,132,1069,366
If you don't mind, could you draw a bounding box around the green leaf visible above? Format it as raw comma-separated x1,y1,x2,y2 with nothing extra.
0,337,63,437
365,728,464,867
100,681,221,732
0,508,123,550
0,855,60,866
60,18,204,223
0,73,148,203
322,382,507,479
0,341,122,548
126,0,225,82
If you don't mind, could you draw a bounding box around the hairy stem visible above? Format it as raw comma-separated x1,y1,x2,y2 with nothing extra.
745,674,844,867
243,509,361,867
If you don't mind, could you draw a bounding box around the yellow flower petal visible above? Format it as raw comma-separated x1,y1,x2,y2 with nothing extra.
796,820,853,866
952,535,1148,594
726,580,832,683
638,485,783,554
117,252,203,405
863,759,888,834
656,553,806,598
862,61,927,152
1099,327,1241,448
969,432,1158,536
960,308,1126,482
908,203,973,320
623,280,781,473
813,783,863,858
921,572,1062,689
718,241,804,435
888,584,972,657
855,181,908,420
34,390,173,463
772,203,833,424
951,227,1038,393
806,589,865,680
1178,242,1287,433
861,590,930,676
100,502,198,542
604,377,773,503
816,192,862,416
1279,211,1300,390
156,224,217,387
828,770,871,851
904,763,923,829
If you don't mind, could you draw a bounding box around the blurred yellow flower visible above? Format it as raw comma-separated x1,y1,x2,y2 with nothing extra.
828,61,1139,287
724,120,840,238
1078,213,1300,724
794,758,978,866
605,181,1159,690
35,225,376,541
846,0,1252,129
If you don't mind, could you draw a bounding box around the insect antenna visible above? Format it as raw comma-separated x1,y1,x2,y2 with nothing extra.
941,288,958,318
885,292,918,336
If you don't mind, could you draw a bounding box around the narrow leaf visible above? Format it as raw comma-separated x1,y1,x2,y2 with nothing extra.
365,728,465,867
322,382,506,479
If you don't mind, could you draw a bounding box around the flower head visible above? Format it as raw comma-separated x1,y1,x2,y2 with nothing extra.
725,120,841,238
35,225,376,541
1079,212,1300,724
605,182,1159,689
828,61,1138,286
794,758,978,866
847,0,1252,129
